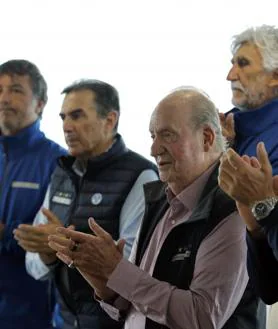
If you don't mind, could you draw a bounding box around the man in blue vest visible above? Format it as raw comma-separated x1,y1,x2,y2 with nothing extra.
15,79,158,329
0,59,66,329
48,86,255,329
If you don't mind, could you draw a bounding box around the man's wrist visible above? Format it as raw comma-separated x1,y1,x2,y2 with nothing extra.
95,289,118,303
250,196,278,221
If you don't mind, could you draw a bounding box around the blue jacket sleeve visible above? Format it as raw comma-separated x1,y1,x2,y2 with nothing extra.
0,220,28,256
247,233,278,304
259,205,278,260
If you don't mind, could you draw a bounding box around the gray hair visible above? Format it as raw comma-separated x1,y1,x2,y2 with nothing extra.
170,86,227,152
231,25,278,72
62,79,120,133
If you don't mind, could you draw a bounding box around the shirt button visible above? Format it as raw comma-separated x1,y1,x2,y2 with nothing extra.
171,220,175,225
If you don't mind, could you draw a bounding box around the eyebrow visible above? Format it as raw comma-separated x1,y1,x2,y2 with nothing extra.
150,128,175,135
10,83,24,89
231,55,248,64
59,108,84,117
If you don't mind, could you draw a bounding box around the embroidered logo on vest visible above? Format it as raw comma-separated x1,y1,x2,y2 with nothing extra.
171,246,191,262
52,192,73,205
91,193,103,205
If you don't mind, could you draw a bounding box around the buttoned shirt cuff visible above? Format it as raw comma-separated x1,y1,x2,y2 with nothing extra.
95,291,129,321
99,299,123,321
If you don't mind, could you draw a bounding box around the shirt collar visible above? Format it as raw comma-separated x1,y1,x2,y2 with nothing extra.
166,161,219,211
72,138,117,176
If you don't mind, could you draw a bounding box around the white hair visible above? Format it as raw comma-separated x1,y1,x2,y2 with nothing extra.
168,86,227,152
231,25,278,72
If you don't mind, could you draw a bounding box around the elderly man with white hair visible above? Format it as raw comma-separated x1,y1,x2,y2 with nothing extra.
219,24,278,329
220,24,278,162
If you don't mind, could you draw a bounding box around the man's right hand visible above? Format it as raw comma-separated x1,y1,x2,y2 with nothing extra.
13,208,63,264
219,142,276,206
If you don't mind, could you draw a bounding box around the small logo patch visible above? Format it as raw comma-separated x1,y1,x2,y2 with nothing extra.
52,192,72,205
171,247,191,262
91,193,103,205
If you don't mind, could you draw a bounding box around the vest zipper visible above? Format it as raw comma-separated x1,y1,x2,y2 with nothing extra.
64,174,84,329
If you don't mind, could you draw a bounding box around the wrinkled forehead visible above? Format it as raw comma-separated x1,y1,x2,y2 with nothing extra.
232,42,263,62
62,89,96,111
149,97,191,132
0,73,32,87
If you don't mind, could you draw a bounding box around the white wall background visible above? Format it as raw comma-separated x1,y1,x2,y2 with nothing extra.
1,0,277,159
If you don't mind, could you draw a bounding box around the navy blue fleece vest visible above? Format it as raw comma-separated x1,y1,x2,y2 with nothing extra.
50,135,157,329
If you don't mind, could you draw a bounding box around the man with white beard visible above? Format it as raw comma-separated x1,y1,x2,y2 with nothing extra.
219,25,278,329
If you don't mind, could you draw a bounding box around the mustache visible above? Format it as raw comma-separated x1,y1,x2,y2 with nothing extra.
0,106,16,112
65,135,78,142
231,82,246,93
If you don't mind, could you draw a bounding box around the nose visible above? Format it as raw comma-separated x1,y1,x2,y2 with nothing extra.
226,64,238,82
62,116,74,133
150,136,164,158
0,89,11,104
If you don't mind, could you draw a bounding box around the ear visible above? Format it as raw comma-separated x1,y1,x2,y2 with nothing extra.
203,125,215,152
105,110,119,131
268,69,278,88
35,99,45,117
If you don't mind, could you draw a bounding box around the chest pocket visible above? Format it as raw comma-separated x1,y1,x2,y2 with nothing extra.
52,191,73,206
152,220,205,289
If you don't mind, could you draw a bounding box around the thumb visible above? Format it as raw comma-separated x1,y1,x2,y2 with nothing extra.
41,207,61,224
117,239,126,255
88,217,96,233
88,217,111,239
